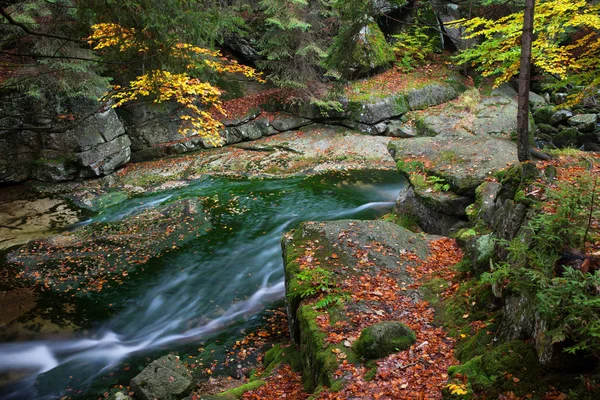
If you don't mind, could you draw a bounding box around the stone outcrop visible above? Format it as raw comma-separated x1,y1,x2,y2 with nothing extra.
282,220,435,390
0,105,130,184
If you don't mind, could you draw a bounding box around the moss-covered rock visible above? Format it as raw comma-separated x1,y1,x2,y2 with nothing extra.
353,321,416,359
388,136,518,197
448,341,541,397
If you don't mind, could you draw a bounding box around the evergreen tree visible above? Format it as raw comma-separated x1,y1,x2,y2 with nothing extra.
257,0,331,98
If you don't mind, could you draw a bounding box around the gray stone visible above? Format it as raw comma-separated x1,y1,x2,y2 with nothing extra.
465,234,495,275
389,135,518,196
130,354,194,400
351,95,408,124
395,185,465,235
386,120,417,138
537,123,558,135
491,198,528,241
372,0,407,15
353,321,416,359
529,91,547,109
407,83,459,110
270,114,311,131
108,391,133,400
474,181,502,226
567,113,597,133
550,109,573,126
78,134,131,177
553,92,568,104
0,106,129,183
430,0,470,50
31,158,79,182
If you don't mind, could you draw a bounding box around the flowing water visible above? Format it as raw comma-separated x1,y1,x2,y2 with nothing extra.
0,170,404,399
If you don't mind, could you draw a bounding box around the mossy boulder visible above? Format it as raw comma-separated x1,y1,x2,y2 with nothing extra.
130,355,194,400
448,340,541,397
353,321,416,359
554,127,583,147
349,22,395,76
388,136,518,197
532,105,557,125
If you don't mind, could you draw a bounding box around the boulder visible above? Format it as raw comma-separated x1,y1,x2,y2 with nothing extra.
533,105,557,125
395,185,466,235
387,120,417,138
430,1,463,49
553,127,583,147
406,83,460,111
372,0,407,16
270,114,312,132
528,91,547,110
550,109,573,126
0,107,130,183
353,321,416,359
130,355,194,400
388,135,518,196
567,114,597,133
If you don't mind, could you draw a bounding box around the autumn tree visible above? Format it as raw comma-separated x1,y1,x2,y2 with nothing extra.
1,0,262,144
455,0,600,101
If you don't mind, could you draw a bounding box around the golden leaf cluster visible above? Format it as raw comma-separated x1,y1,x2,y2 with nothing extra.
455,0,600,99
88,23,264,144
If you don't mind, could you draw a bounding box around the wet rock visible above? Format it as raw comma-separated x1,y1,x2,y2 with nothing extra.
567,114,597,133
353,321,416,359
283,219,435,390
8,198,212,295
130,355,194,400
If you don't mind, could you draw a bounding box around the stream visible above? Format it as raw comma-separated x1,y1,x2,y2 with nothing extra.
0,170,404,399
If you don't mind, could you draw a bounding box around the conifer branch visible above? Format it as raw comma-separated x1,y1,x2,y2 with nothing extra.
0,5,86,43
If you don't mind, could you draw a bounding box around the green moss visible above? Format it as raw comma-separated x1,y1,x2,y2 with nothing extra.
380,212,420,232
213,380,266,399
263,344,302,376
455,324,496,361
298,305,339,391
448,341,541,397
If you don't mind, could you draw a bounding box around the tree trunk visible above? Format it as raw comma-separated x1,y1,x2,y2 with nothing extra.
516,0,535,162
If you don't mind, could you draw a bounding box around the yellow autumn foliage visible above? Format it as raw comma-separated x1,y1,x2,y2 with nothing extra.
454,0,600,102
88,23,264,145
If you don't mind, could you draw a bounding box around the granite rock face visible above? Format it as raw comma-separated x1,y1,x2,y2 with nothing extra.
0,106,130,183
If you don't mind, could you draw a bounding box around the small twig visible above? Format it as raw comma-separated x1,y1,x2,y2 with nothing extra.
399,361,419,370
